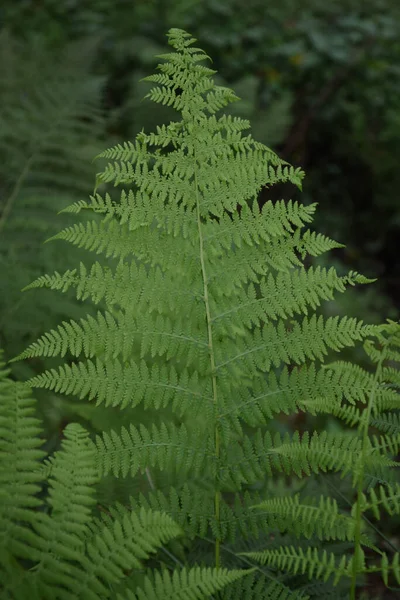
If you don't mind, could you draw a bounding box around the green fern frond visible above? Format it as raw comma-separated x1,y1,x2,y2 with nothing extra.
45,423,98,528
26,423,98,595
241,546,352,585
0,351,45,562
298,230,344,258
78,507,182,598
16,309,209,371
0,32,106,371
251,495,357,542
360,483,400,519
219,571,310,600
267,430,360,478
326,359,400,413
26,358,210,417
215,317,374,378
96,422,212,479
370,412,400,435
118,566,254,600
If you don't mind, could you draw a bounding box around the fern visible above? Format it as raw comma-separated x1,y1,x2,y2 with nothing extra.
244,322,400,596
0,351,45,569
119,566,255,600
1,348,242,599
11,28,400,598
0,31,106,381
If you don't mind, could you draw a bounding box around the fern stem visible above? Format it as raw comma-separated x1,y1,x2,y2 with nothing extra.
193,142,221,569
350,337,386,600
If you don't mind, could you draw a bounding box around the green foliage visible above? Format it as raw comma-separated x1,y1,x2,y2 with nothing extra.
0,31,106,382
0,352,46,563
119,567,255,600
242,321,400,597
1,348,241,599
7,27,400,598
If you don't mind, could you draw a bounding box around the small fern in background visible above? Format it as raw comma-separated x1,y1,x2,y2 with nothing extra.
10,28,400,598
0,31,106,381
243,321,400,597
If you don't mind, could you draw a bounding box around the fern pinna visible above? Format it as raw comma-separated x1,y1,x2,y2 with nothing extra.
13,29,400,598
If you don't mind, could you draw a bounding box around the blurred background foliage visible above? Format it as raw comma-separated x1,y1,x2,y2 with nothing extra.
1,2,399,594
